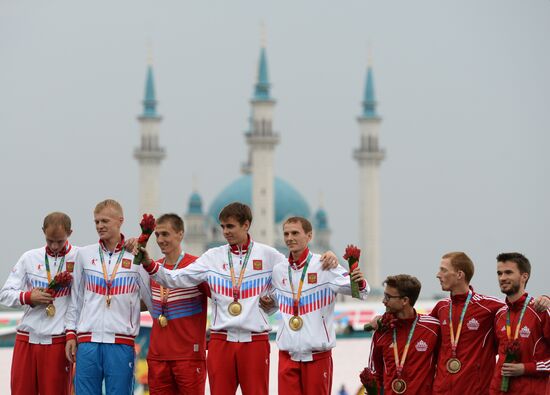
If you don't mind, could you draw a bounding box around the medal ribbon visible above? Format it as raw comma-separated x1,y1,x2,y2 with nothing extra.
99,246,126,300
506,295,532,341
392,315,419,377
287,253,313,316
448,290,472,357
44,252,66,284
160,253,184,308
227,241,254,302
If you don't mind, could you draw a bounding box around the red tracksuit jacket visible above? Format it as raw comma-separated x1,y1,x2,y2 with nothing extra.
430,288,505,395
490,293,550,395
369,312,440,394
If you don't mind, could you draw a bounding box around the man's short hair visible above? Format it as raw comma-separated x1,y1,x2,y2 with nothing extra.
497,252,531,285
43,212,72,233
384,274,422,307
442,251,475,283
94,199,123,216
157,213,184,233
218,202,252,225
283,216,312,234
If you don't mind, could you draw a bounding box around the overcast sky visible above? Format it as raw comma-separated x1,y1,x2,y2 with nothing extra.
1,0,548,299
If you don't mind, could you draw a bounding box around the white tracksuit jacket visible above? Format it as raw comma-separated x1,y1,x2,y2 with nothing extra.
146,240,286,342
65,242,152,345
0,244,78,344
270,253,370,361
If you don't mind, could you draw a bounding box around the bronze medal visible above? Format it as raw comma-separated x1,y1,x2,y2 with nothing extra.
391,378,407,394
228,301,242,316
106,295,111,308
289,315,303,331
158,314,168,327
45,304,56,317
446,357,461,374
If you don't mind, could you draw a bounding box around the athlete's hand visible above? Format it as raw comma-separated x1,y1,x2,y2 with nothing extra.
30,288,54,305
138,247,152,267
259,296,275,312
501,362,525,376
320,251,338,270
65,339,77,363
365,315,382,331
533,295,550,312
350,267,365,284
124,237,138,252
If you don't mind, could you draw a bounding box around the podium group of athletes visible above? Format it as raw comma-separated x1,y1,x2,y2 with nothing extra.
0,198,548,394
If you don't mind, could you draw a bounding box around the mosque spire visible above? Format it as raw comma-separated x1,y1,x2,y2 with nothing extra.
253,24,271,101
362,48,378,119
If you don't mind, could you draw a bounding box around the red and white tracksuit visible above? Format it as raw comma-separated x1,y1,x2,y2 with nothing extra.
0,244,77,395
269,248,370,395
147,253,209,395
489,293,550,395
369,312,440,394
145,237,286,395
430,288,505,395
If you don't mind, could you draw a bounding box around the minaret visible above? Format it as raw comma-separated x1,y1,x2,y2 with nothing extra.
184,189,208,257
134,59,165,231
245,35,279,245
353,57,385,288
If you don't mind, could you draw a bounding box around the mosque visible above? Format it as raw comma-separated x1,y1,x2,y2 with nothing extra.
133,43,385,287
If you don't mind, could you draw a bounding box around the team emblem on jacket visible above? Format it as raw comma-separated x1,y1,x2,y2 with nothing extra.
307,273,317,284
122,259,132,269
415,340,428,352
442,319,447,325
66,261,75,272
519,325,531,338
466,318,480,330
253,260,263,270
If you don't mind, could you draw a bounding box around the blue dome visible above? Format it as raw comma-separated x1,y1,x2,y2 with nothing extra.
187,192,203,214
208,175,311,223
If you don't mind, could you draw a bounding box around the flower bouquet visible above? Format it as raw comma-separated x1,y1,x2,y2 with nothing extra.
364,311,397,332
133,214,156,265
500,339,521,392
360,367,379,395
343,244,361,298
45,271,73,295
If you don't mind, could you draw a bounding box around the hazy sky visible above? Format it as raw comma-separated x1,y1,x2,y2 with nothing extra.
1,0,548,299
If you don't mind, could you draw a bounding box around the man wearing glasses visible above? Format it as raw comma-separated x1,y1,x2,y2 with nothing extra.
368,274,440,394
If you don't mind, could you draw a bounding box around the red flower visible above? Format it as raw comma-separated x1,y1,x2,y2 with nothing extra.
140,214,156,234
137,234,150,244
380,312,398,331
359,368,379,395
47,271,73,291
343,244,361,262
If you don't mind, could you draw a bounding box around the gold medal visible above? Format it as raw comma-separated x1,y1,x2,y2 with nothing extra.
45,304,56,317
446,357,461,374
289,315,303,331
158,314,168,327
106,295,111,308
228,301,242,316
391,378,407,394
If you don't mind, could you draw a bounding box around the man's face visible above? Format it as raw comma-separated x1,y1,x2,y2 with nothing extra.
497,261,528,296
43,226,71,254
283,221,312,256
154,222,183,256
220,217,249,246
383,285,405,314
94,207,123,241
436,258,460,291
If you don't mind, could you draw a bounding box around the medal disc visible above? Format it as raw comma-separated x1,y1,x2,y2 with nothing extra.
289,315,303,331
228,301,242,316
106,295,111,308
158,314,168,328
45,304,56,317
391,378,407,394
446,358,461,374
